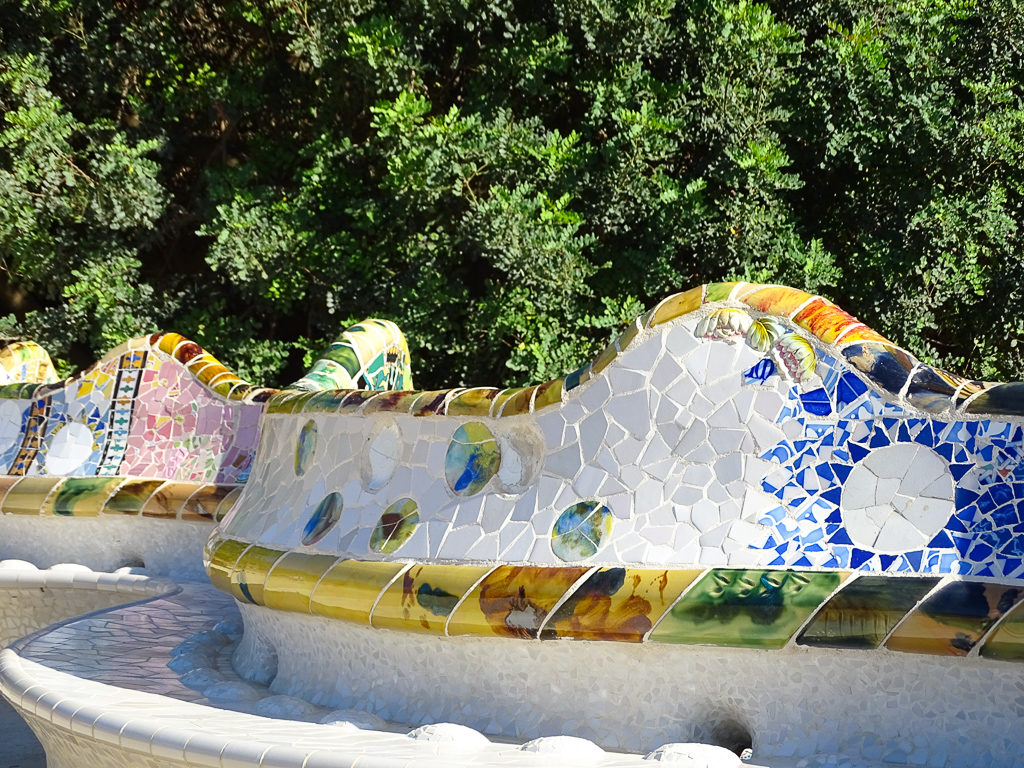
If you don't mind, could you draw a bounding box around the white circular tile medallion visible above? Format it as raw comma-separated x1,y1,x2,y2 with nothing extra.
43,421,95,475
840,443,954,552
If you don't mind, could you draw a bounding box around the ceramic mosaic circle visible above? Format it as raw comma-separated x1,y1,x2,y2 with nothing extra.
369,498,419,553
445,422,501,496
301,492,343,546
43,421,95,475
551,501,614,561
294,419,317,476
841,444,954,552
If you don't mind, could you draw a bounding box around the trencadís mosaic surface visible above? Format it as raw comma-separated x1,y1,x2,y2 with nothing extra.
210,282,1024,661
0,320,411,507
0,341,58,387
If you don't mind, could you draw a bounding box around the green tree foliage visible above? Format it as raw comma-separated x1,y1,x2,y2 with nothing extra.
0,0,1021,385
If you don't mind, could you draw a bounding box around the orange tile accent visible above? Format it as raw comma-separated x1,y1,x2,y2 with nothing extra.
740,286,816,317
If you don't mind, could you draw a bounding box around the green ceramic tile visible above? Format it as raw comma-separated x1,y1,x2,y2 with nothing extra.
49,477,124,517
649,569,844,649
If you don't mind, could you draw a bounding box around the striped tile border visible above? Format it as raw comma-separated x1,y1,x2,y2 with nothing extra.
205,536,1024,659
0,476,240,521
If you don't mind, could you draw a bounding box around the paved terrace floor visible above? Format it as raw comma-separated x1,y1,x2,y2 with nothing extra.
4,580,736,768
12,584,234,703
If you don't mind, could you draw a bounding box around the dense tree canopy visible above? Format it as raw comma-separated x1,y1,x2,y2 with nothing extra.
0,0,1021,388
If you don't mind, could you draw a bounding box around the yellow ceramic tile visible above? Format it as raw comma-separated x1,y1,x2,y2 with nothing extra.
229,545,285,605
76,378,95,398
263,552,338,614
185,353,217,375
542,567,703,642
372,563,494,634
981,601,1024,662
446,565,589,639
348,332,376,370
589,342,618,375
156,332,187,355
648,287,703,327
266,391,304,415
834,325,892,346
614,321,640,353
309,560,408,624
202,535,220,570
142,481,201,519
489,387,527,417
205,537,250,594
411,389,456,417
3,477,62,516
446,388,500,417
533,379,564,411
181,483,238,521
362,391,421,414
104,479,165,515
211,376,244,398
498,385,539,416
300,390,351,413
228,382,257,401
0,475,22,508
730,282,763,301
885,581,1024,657
281,391,320,415
792,300,861,344
704,281,743,303
207,369,238,386
335,390,380,413
215,487,243,521
196,362,231,387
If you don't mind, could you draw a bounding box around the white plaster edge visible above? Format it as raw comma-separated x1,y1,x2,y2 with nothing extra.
0,560,174,596
0,649,720,768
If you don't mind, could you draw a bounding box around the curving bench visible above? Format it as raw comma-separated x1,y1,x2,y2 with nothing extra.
0,320,411,576
0,560,750,768
8,281,1024,767
207,282,1024,767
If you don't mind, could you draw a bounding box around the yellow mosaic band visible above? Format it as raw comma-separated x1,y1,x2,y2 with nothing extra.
205,535,1024,659
0,476,240,521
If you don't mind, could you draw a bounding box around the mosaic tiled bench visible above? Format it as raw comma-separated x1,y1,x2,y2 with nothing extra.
5,281,1024,767
0,321,411,575
206,282,1024,767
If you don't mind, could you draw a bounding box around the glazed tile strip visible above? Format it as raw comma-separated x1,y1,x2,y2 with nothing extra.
260,282,1022,421
0,320,412,485
0,475,241,521
204,535,1024,660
